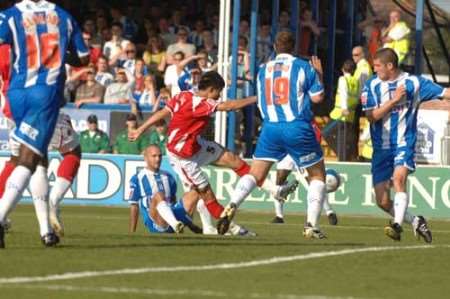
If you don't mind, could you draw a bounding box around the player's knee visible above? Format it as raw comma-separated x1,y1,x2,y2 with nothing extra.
391,176,406,192
376,199,391,212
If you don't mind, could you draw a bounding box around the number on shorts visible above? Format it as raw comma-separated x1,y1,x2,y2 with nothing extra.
265,77,290,106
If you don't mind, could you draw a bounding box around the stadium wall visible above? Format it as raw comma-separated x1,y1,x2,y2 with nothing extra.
2,152,449,219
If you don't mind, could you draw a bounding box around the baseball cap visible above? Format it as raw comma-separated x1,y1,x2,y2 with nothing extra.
87,114,98,123
126,113,137,121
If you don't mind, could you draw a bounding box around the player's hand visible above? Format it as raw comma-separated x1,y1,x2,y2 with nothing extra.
310,56,323,75
393,85,406,103
128,128,142,141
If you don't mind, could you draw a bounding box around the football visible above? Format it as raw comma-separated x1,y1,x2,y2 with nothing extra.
325,168,341,193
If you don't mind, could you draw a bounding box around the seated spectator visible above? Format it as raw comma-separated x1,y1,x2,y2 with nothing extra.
82,31,102,64
136,75,158,111
158,17,176,46
149,119,168,155
113,113,149,155
143,35,167,73
197,49,215,72
103,22,130,63
164,51,185,96
133,59,148,95
110,5,138,41
189,20,205,48
104,68,135,105
199,29,218,64
83,19,102,48
80,114,111,154
257,23,272,63
120,42,139,74
74,67,105,108
166,26,196,64
95,56,114,87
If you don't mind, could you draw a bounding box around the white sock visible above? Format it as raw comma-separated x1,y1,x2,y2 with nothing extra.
322,194,334,215
30,166,51,236
230,174,257,207
156,201,179,230
274,199,284,218
49,177,71,210
261,179,278,196
196,199,217,234
306,180,326,228
388,207,416,225
0,165,32,224
393,192,408,225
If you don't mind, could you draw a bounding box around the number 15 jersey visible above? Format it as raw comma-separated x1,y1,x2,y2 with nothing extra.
256,53,323,123
0,0,89,90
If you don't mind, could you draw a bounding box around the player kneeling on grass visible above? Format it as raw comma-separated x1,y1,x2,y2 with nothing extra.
129,145,202,234
362,48,450,243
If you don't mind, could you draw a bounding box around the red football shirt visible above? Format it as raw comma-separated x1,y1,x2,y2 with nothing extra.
0,44,12,119
166,91,218,158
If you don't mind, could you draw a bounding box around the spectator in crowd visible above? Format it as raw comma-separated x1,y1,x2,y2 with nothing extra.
199,29,218,64
197,49,215,72
382,10,410,64
169,9,185,34
178,63,202,92
95,56,115,87
80,114,111,154
166,26,196,64
298,8,320,57
257,23,272,63
158,17,176,46
190,19,205,48
239,19,250,39
157,88,171,107
104,68,135,105
229,36,251,98
110,5,138,41
278,11,291,32
133,59,148,96
358,16,384,65
96,14,110,45
83,19,102,47
143,35,167,73
164,51,185,96
103,22,130,62
113,114,149,155
149,119,168,155
136,75,159,111
74,67,105,108
136,17,158,48
118,42,139,74
327,60,359,161
82,31,102,65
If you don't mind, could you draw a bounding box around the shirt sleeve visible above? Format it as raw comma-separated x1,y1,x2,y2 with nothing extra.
361,79,377,111
337,76,348,110
178,71,190,91
192,98,218,118
0,12,12,45
128,175,140,204
68,16,89,58
306,65,324,97
418,76,446,102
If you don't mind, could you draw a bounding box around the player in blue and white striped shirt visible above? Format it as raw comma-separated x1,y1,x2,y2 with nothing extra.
0,0,89,248
128,145,201,234
218,32,328,239
362,48,450,242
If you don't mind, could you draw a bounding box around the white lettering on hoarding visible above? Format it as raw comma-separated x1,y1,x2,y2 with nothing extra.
77,159,121,199
408,176,440,209
441,180,450,208
361,174,376,207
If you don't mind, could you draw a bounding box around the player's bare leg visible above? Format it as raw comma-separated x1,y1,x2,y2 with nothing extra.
303,160,327,239
49,146,81,237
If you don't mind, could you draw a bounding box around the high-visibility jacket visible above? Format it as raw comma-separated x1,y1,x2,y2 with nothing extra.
383,21,410,64
354,59,373,95
330,74,359,123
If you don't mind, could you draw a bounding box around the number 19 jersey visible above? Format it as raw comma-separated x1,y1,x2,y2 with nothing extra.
256,53,323,123
0,0,89,90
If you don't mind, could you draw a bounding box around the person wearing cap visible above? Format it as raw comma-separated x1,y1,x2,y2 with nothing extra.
104,68,135,105
79,115,111,154
113,114,150,155
74,66,105,108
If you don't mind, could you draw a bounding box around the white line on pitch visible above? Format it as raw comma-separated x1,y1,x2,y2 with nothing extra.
0,245,447,284
2,284,362,299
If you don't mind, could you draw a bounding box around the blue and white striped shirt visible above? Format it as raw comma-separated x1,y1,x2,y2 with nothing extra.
129,168,177,209
256,53,323,123
0,0,89,90
362,72,445,150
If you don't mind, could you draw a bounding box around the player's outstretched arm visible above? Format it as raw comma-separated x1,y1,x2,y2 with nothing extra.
216,96,257,112
366,85,405,122
129,108,171,141
129,204,139,233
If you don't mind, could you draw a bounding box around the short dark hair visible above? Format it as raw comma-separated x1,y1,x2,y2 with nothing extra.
275,31,295,54
374,48,399,68
111,22,123,30
342,59,356,75
198,71,225,91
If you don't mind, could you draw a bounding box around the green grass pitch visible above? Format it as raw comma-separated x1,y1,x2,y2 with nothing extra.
1,205,450,299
